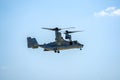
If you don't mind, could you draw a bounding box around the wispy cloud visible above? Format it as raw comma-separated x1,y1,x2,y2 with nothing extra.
94,7,120,16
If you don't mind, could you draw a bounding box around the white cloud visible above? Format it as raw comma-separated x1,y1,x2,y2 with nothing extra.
94,7,120,16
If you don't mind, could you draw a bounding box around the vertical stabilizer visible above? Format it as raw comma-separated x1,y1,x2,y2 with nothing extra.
27,37,39,48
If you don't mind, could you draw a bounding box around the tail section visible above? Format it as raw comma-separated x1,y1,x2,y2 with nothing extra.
27,37,39,48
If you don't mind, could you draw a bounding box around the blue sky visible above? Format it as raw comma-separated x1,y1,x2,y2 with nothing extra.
0,0,120,80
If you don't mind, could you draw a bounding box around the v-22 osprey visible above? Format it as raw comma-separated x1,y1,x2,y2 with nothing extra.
27,27,84,53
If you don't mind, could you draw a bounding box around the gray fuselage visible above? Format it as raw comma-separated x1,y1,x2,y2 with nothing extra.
39,40,83,51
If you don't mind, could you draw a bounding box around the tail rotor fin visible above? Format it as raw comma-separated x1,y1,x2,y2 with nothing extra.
27,37,39,48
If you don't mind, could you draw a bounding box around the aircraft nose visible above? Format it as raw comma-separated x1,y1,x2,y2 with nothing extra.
81,44,84,47
80,44,84,48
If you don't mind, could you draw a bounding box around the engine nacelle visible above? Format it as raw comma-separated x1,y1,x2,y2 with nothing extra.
65,34,71,40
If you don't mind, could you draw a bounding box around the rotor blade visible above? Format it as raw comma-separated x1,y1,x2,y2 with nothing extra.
70,31,83,33
42,27,76,31
64,30,83,34
61,27,75,30
42,28,53,30
42,27,61,31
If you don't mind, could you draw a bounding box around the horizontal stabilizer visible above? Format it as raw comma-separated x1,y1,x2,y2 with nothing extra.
27,37,39,48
